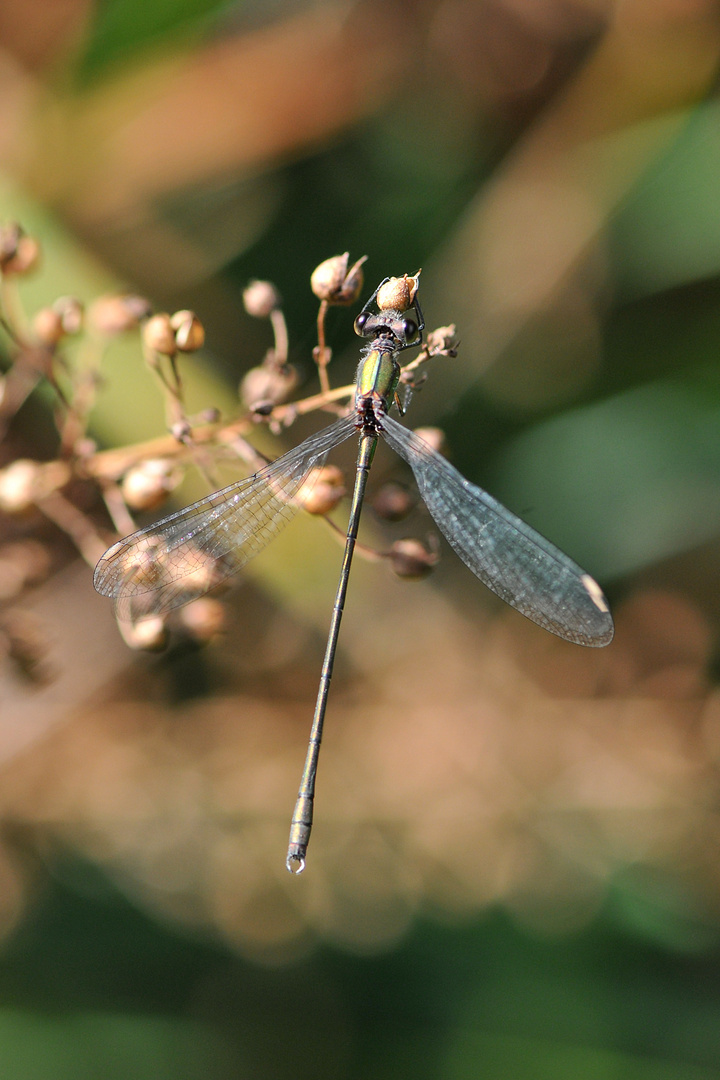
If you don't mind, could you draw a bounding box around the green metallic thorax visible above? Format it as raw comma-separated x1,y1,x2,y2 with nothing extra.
354,344,400,419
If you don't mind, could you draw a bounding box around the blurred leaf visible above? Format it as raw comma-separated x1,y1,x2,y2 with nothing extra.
0,1009,237,1080
613,101,720,297
487,379,720,577
78,0,233,82
445,1031,720,1080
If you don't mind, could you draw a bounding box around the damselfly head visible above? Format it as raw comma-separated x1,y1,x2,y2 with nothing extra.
354,310,419,347
355,272,425,353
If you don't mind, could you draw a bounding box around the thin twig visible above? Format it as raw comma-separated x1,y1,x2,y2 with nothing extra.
36,490,108,567
315,299,331,396
85,381,356,482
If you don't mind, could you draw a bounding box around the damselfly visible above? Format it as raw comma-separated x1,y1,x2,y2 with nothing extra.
94,273,613,872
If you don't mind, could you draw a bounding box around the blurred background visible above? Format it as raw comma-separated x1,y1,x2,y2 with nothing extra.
2,0,720,1076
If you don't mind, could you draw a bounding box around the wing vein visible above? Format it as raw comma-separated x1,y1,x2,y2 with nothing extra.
93,415,357,617
381,415,613,646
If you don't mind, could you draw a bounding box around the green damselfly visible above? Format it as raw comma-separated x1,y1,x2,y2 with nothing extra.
94,273,613,872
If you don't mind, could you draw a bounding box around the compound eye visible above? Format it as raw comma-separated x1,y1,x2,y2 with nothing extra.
402,318,418,343
354,311,370,338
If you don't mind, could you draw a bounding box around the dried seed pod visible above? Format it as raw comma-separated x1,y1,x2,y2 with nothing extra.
171,309,205,352
0,539,51,587
89,294,152,334
118,615,168,652
143,313,176,355
295,465,345,515
102,539,165,596
0,540,52,600
121,458,184,512
170,419,192,442
240,364,298,408
0,459,70,513
372,481,415,521
33,297,83,346
376,272,421,313
0,555,24,601
0,223,23,266
425,324,458,356
0,460,41,513
52,295,84,335
310,253,367,304
170,544,230,601
104,540,228,608
74,437,98,459
1,229,41,275
198,407,221,424
388,537,439,579
32,307,65,347
177,597,226,643
413,427,447,455
243,280,281,318
3,610,54,682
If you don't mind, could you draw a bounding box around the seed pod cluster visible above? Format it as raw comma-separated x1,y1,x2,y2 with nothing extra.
143,311,205,355
32,296,84,345
88,294,153,335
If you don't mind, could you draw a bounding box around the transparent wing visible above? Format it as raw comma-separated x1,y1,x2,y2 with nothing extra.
381,414,613,646
94,415,357,618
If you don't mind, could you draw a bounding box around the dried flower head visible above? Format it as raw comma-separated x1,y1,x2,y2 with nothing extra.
171,310,205,352
0,460,41,514
388,537,439,579
240,364,298,409
170,419,192,442
52,296,84,335
0,224,40,275
121,459,185,512
2,609,54,682
32,307,65,347
425,325,458,357
143,314,176,355
0,223,23,265
243,280,281,318
177,597,226,643
0,460,71,513
295,465,346,515
413,427,447,455
118,615,168,652
89,294,152,335
376,272,421,314
310,253,367,304
0,554,24,602
372,482,415,522
0,540,51,601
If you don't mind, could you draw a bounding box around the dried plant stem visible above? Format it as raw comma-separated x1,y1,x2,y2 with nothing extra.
269,308,288,365
100,481,136,537
36,490,107,567
85,381,355,482
315,300,331,396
